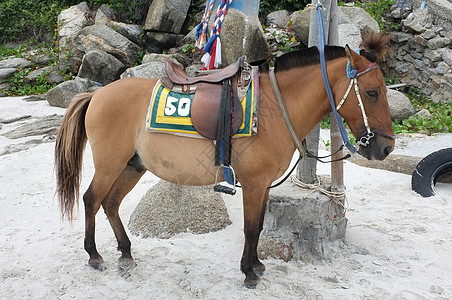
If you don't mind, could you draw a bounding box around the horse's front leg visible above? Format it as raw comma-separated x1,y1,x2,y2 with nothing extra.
240,187,269,288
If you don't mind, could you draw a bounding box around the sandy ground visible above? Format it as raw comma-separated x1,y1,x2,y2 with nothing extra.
0,96,451,299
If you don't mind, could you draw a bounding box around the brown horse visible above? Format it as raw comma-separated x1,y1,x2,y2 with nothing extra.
55,33,394,287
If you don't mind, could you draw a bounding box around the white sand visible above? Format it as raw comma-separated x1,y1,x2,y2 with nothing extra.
0,96,451,299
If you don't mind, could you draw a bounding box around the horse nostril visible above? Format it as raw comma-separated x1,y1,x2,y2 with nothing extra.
383,145,393,157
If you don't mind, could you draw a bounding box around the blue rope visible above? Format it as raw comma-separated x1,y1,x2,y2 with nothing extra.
316,4,357,154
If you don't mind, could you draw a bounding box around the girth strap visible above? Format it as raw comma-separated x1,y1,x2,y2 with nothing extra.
215,80,234,185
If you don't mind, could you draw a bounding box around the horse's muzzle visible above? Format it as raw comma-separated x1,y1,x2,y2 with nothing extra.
358,134,394,161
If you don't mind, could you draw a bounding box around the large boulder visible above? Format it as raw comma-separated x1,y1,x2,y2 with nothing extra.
73,24,141,67
338,23,362,49
339,6,380,38
128,181,231,238
78,50,126,85
46,77,102,108
290,6,378,48
144,0,191,34
220,9,269,65
0,58,32,69
0,68,17,81
57,2,90,42
387,88,416,119
95,4,144,46
57,2,90,72
290,9,311,46
146,31,185,49
266,10,290,28
120,62,167,79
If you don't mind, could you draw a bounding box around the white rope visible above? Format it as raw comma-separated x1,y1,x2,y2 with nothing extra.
291,176,348,217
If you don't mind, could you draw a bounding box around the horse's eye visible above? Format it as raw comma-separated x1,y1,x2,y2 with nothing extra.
366,90,378,99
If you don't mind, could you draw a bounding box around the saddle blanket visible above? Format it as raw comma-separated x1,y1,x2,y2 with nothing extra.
146,78,258,138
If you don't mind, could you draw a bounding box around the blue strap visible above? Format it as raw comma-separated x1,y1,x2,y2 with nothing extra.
316,5,357,154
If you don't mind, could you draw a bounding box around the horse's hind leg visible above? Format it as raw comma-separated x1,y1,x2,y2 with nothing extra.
83,174,119,270
101,164,145,276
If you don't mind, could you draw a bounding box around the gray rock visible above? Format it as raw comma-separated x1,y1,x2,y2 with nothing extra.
0,68,17,80
78,50,126,85
141,53,180,65
46,77,102,108
348,153,422,175
0,83,11,96
1,114,63,139
74,24,141,67
426,36,449,49
387,88,416,119
424,48,443,62
391,32,412,43
95,4,143,46
339,6,380,37
416,108,432,118
0,58,32,69
128,181,231,239
434,61,449,75
266,10,289,28
146,31,184,49
338,23,362,49
30,52,55,66
290,9,311,46
403,9,431,33
46,68,66,85
395,62,412,73
442,48,452,66
120,62,167,79
24,66,53,84
421,29,436,39
145,0,190,34
220,9,268,65
95,4,115,23
57,2,90,51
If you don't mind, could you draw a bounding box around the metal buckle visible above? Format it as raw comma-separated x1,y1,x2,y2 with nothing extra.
356,132,375,147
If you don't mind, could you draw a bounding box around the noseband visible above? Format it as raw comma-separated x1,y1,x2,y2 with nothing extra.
336,62,395,147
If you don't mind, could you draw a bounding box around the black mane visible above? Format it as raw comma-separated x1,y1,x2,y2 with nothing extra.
272,46,346,72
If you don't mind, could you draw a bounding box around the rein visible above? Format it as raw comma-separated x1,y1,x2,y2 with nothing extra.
315,4,394,153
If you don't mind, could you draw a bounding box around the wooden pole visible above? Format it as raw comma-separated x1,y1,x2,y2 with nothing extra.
328,0,345,192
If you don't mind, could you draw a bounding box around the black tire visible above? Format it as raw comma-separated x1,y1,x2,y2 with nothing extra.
411,148,452,197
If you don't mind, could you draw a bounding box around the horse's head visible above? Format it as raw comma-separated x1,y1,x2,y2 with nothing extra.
335,33,395,160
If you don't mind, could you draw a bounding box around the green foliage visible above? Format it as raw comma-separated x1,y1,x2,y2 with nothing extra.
259,0,310,17
0,0,63,43
3,67,57,96
392,87,452,135
0,0,152,43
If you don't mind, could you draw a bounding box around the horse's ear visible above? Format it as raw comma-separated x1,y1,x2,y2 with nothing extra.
345,45,360,69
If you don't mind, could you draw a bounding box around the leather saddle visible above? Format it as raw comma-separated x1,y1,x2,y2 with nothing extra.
161,56,249,140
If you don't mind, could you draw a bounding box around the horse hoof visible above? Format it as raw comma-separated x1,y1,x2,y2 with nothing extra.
89,259,106,271
118,257,136,278
244,275,261,289
253,262,266,277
